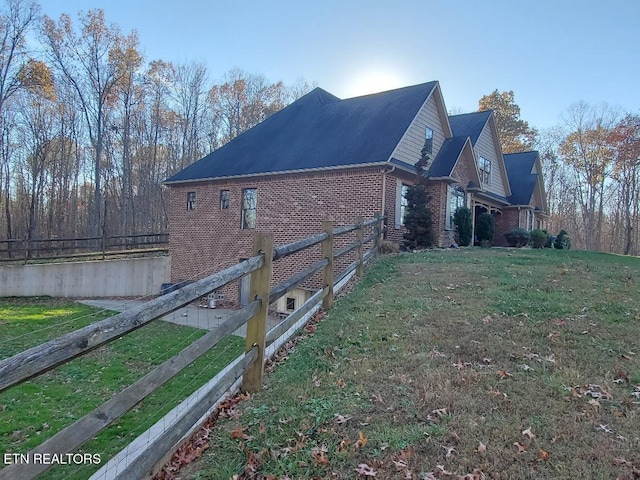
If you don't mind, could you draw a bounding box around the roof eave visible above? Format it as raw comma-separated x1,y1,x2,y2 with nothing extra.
163,161,391,185
472,190,512,206
428,176,458,184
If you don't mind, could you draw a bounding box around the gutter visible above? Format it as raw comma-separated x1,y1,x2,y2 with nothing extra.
164,161,392,186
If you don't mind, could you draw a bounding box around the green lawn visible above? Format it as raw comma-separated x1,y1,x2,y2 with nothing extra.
183,248,640,480
0,298,244,480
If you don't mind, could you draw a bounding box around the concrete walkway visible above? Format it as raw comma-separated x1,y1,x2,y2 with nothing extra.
77,299,281,336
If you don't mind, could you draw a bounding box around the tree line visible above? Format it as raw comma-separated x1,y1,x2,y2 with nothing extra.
1,0,638,256
0,0,313,244
479,91,640,255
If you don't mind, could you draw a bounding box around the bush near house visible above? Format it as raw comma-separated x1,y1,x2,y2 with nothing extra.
504,228,531,247
476,212,495,247
530,229,547,249
453,206,473,246
403,144,434,249
545,233,556,248
554,229,571,249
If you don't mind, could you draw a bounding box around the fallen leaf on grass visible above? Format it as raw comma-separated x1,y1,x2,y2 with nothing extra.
588,399,601,409
338,438,351,450
431,408,448,418
355,430,368,448
333,414,352,424
443,445,456,458
336,378,346,388
597,423,613,434
481,316,492,324
576,384,613,400
355,463,377,476
429,349,447,358
613,457,633,467
392,459,408,469
513,442,527,453
311,446,329,465
230,427,252,441
477,442,487,454
538,449,550,461
497,370,512,379
522,427,535,439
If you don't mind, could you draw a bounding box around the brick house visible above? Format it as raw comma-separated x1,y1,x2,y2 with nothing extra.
448,111,548,245
165,81,547,308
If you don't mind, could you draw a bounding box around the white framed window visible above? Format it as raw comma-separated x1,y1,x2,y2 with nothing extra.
241,188,257,229
220,190,230,209
395,180,410,227
446,185,465,230
424,127,433,155
186,191,196,210
286,297,296,311
478,157,491,185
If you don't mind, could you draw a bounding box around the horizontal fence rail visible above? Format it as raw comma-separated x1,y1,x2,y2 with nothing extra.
0,233,169,263
0,214,386,480
0,255,264,393
111,347,259,480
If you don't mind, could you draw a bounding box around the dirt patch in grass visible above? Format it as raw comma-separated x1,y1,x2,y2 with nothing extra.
179,249,639,479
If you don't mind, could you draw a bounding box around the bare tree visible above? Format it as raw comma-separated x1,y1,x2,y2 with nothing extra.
41,9,132,235
608,114,640,255
0,0,39,241
558,102,620,251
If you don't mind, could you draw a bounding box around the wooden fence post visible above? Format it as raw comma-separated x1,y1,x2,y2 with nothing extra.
242,233,274,393
322,220,334,309
356,216,364,277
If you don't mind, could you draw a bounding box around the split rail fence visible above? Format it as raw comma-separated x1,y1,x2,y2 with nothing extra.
0,233,169,263
0,215,385,480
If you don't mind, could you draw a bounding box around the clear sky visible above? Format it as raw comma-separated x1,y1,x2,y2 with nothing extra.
41,0,640,130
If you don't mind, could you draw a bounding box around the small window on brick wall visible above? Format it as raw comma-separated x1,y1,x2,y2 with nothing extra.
286,297,296,311
220,190,229,209
241,188,257,229
187,191,196,210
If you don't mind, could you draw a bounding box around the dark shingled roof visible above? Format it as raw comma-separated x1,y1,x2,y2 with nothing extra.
448,110,492,145
428,136,469,177
503,151,539,205
165,82,438,183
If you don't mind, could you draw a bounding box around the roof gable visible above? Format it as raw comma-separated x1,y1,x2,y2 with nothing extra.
165,82,438,183
451,111,511,197
448,111,492,145
389,83,451,167
504,151,547,211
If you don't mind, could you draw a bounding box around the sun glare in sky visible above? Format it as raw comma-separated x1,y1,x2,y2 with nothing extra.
342,69,406,98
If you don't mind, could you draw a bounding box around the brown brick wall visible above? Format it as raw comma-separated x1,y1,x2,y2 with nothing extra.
495,208,522,246
168,168,387,303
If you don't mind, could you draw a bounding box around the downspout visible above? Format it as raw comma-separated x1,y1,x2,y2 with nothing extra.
381,166,396,216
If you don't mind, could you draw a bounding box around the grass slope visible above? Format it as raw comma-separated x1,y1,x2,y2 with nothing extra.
0,298,244,479
186,248,640,480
